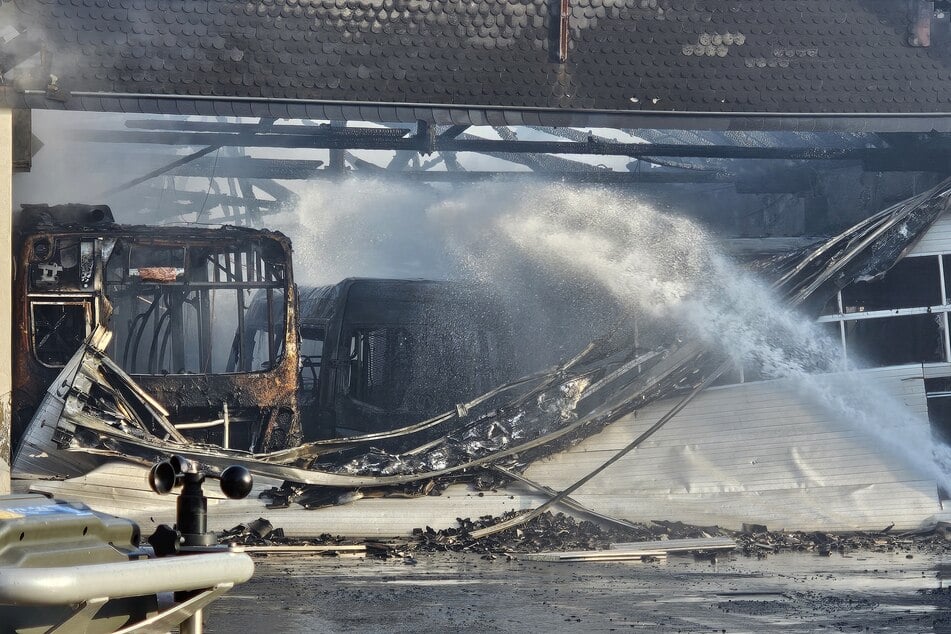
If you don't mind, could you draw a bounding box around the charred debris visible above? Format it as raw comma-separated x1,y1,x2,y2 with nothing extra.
219,511,951,560
10,178,951,539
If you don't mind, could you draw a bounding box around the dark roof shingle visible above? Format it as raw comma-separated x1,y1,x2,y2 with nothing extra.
1,0,950,129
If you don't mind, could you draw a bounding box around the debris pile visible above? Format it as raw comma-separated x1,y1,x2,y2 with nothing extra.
412,512,682,554
218,517,349,548
408,513,951,557
260,480,447,510
16,179,951,536
733,523,951,558
212,513,951,561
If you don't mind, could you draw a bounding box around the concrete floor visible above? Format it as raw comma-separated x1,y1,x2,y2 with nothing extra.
205,550,951,633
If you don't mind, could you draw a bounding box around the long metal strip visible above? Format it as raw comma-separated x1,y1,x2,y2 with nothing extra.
468,360,733,540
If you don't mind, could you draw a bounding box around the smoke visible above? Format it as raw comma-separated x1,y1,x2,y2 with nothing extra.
269,179,624,370
275,178,951,490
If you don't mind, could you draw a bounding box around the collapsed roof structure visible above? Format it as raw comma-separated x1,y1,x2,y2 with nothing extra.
13,179,951,535
5,1,951,535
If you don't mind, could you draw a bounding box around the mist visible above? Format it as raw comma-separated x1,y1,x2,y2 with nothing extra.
274,177,951,490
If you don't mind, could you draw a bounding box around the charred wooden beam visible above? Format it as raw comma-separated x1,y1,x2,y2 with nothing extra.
170,158,725,182
123,119,411,138
12,109,33,172
385,150,416,170
908,0,934,47
438,125,469,139
862,153,951,172
247,178,300,208
0,33,41,74
127,191,282,213
442,152,464,171
558,0,570,62
75,129,907,161
487,127,605,172
327,121,347,173
101,145,222,196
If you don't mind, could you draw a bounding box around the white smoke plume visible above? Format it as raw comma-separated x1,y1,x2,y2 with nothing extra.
275,178,951,490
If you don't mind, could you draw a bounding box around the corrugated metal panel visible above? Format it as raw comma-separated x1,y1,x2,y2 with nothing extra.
33,472,933,538
521,366,938,531
18,367,942,536
25,470,543,539
563,484,938,532
910,211,951,255
922,362,951,379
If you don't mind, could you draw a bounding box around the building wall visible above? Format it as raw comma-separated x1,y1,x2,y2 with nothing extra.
911,210,951,256
0,109,12,494
523,365,940,531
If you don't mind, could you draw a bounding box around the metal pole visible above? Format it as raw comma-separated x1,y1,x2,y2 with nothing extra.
180,609,203,634
0,109,11,495
223,403,230,450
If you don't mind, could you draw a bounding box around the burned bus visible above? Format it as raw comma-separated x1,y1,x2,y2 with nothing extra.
13,205,516,453
13,204,302,453
244,278,517,439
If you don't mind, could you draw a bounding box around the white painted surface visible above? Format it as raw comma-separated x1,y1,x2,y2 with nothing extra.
22,366,944,537
522,366,939,532
910,209,951,256
0,109,11,494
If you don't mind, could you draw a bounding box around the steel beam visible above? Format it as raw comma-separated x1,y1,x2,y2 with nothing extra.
123,119,412,138
169,158,725,182
75,128,912,161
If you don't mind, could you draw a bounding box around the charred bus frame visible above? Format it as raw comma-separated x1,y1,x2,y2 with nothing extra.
12,205,301,454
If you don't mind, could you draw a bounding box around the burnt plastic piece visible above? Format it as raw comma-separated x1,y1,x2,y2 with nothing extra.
20,203,115,229
246,518,273,540
147,457,254,554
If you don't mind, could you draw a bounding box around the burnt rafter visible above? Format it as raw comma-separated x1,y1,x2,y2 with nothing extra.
558,0,570,63
438,125,470,140
488,126,606,173
101,145,222,196
0,32,41,77
169,158,726,183
73,128,951,166
123,119,413,138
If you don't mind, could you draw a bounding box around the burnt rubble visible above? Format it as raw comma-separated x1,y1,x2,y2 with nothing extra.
218,519,352,549
12,181,951,546
214,511,951,559
410,513,951,557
